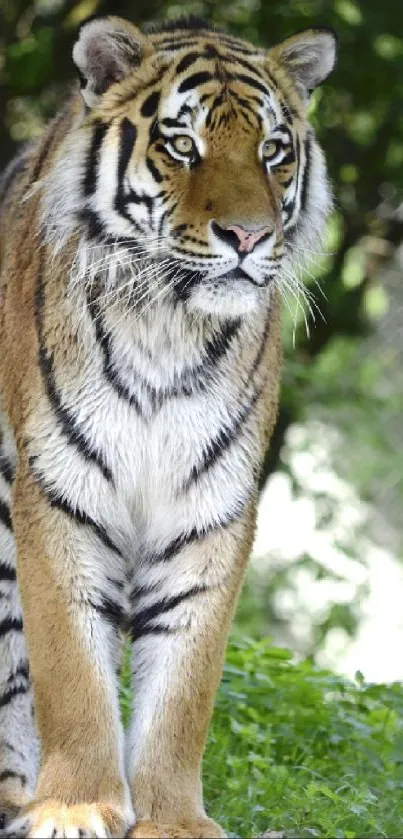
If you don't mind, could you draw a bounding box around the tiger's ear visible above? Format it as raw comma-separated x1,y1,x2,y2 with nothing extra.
73,16,147,107
269,28,337,100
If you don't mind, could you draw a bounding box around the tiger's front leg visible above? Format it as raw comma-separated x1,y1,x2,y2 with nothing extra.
127,513,255,839
8,461,134,838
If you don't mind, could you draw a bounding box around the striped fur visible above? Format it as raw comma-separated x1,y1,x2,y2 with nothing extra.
0,15,336,838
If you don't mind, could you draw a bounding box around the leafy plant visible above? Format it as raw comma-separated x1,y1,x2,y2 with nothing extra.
204,637,403,838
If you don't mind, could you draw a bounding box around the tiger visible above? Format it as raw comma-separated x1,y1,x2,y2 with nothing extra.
0,13,336,838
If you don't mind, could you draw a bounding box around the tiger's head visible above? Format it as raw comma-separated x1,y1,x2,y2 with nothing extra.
44,15,337,318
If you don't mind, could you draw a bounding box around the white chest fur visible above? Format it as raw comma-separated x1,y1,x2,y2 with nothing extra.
29,291,270,567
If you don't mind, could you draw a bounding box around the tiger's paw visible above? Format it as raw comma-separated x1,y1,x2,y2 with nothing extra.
129,817,226,839
6,800,129,838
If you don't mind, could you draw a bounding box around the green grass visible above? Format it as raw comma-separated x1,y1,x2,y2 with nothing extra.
121,637,403,838
205,638,403,838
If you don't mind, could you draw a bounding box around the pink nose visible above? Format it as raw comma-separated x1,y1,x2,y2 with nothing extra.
226,224,271,254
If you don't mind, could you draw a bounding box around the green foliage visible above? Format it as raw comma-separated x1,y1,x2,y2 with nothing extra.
204,637,403,838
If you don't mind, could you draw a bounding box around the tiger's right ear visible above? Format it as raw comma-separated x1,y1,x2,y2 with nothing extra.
72,16,147,107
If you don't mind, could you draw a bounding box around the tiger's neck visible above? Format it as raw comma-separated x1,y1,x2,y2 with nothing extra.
63,238,268,372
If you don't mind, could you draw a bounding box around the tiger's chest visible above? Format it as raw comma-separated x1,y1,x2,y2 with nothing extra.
30,298,266,558
84,308,260,538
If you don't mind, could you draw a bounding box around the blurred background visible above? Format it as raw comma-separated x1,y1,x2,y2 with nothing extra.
1,0,402,682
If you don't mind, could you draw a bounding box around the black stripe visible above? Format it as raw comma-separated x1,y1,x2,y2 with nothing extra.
96,595,126,631
249,310,272,377
8,663,29,683
170,243,221,260
161,117,187,130
0,618,23,637
239,108,255,128
0,456,14,485
146,157,163,183
49,494,122,557
36,345,113,481
229,91,260,119
172,268,202,301
77,208,106,240
106,575,125,593
217,112,231,128
124,188,154,212
83,120,109,197
280,98,298,122
130,585,208,639
0,683,28,711
205,91,226,128
178,71,215,93
141,91,160,118
116,67,166,107
34,270,112,483
29,460,122,558
130,580,160,603
115,117,137,210
157,208,168,239
117,118,137,183
300,133,311,212
229,72,269,96
221,43,258,57
153,320,241,394
176,52,202,74
279,149,296,167
178,103,194,119
155,318,241,401
0,770,27,786
0,501,12,532
224,52,265,79
158,39,198,51
86,296,143,414
148,508,242,564
185,387,262,489
179,46,267,90
115,119,144,224
0,563,16,582
279,175,294,189
203,319,240,365
152,528,201,563
234,57,279,93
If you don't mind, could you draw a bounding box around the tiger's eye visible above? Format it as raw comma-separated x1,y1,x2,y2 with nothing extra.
262,139,281,160
172,135,194,155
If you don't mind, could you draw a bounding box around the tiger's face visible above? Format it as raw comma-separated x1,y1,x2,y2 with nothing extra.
46,16,337,318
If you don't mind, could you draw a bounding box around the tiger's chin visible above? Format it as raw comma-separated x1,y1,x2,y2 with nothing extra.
184,278,271,319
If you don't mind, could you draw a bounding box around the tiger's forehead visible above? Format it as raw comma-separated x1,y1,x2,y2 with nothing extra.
103,28,302,140
154,35,282,127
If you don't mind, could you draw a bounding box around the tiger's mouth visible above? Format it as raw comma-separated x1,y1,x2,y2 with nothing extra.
171,262,272,301
218,266,264,286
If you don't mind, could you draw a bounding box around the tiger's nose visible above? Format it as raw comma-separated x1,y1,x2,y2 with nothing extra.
212,221,271,254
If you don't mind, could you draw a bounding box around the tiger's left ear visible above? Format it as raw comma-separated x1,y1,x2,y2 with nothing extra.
269,28,337,100
73,15,148,107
